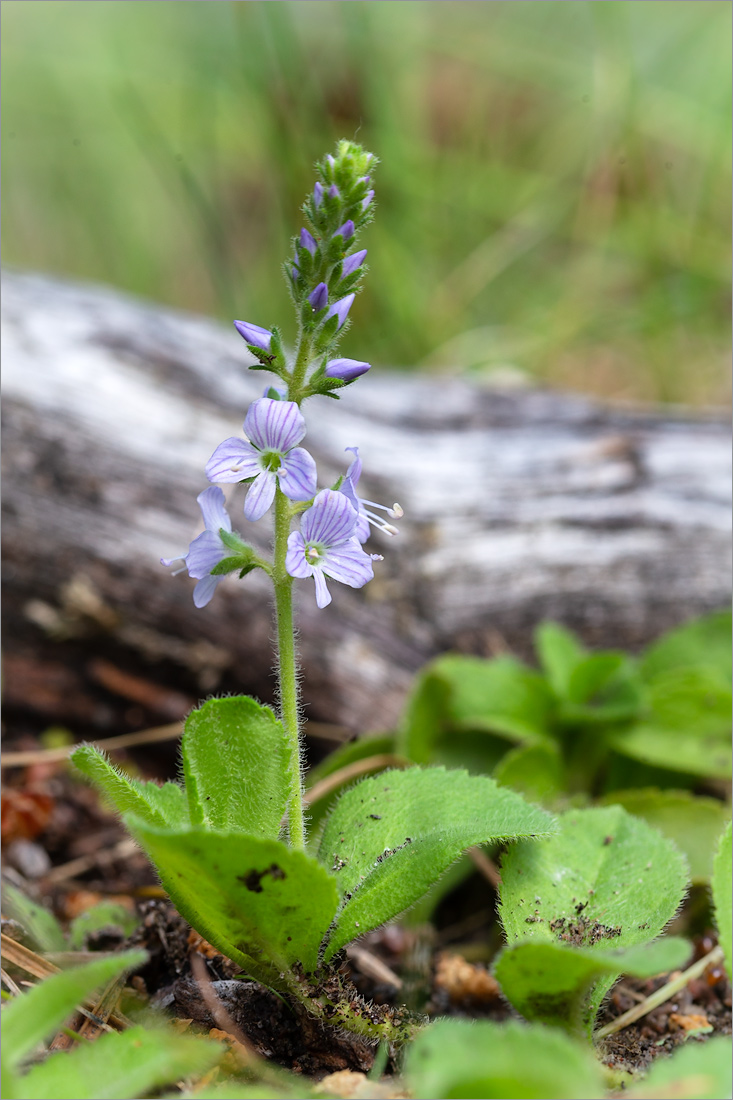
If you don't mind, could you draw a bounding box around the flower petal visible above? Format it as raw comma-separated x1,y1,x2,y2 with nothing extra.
325,358,371,382
193,575,221,608
206,439,260,483
301,489,358,546
233,321,272,351
244,470,277,521
244,398,306,453
286,531,312,579
278,447,317,502
313,569,332,608
322,538,375,589
341,249,367,279
186,530,226,579
197,486,232,533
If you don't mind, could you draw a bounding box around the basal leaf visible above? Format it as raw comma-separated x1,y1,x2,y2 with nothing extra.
68,902,139,950
2,949,146,1072
640,610,732,689
534,622,586,698
440,656,555,741
397,663,453,763
404,1018,605,1100
565,652,629,704
599,789,731,884
712,821,732,976
627,1035,733,1100
499,805,688,1027
17,1025,222,1100
494,741,566,803
1,882,66,952
494,936,690,1034
71,746,189,828
127,820,338,976
318,767,556,961
182,696,290,837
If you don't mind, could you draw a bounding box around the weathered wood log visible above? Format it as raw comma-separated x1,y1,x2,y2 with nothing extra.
3,270,730,733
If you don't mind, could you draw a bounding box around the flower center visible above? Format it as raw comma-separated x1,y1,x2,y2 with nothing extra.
305,543,322,563
262,450,282,472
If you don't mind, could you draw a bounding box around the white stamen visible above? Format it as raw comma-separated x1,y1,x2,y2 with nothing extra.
361,498,403,519
364,508,399,536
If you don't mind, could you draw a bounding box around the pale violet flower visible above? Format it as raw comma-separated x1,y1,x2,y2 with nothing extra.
334,219,355,242
325,358,371,382
233,321,272,351
342,249,367,278
339,447,402,542
161,486,232,609
206,398,317,522
324,293,355,330
286,489,379,608
309,282,328,311
300,228,317,256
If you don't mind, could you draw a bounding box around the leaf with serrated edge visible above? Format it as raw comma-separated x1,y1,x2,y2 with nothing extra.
18,1025,222,1100
2,949,146,1072
71,745,188,828
182,696,290,836
405,1018,605,1100
712,821,732,977
494,936,690,1034
499,805,688,1028
128,819,338,976
318,767,556,962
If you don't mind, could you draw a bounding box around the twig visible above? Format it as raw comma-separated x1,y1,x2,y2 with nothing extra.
1,722,183,769
467,846,502,889
43,837,139,884
346,945,403,990
304,753,409,806
595,944,725,1040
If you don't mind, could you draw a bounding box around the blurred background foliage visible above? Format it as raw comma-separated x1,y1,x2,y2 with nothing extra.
2,0,730,404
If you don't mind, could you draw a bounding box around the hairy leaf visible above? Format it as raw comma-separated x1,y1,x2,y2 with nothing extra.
494,741,566,803
182,696,290,836
499,806,688,1026
128,820,338,975
68,902,139,950
16,1025,222,1100
627,1035,733,1100
494,936,690,1034
712,821,732,977
71,746,188,828
1,882,66,952
318,767,556,961
599,789,731,883
2,949,146,1072
404,1018,605,1100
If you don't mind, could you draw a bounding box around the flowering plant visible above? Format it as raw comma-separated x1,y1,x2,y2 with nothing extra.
73,141,556,1041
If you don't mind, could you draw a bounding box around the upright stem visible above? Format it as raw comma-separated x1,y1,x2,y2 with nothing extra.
273,485,305,849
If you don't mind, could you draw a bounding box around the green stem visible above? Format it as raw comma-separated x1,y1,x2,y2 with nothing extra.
273,485,305,849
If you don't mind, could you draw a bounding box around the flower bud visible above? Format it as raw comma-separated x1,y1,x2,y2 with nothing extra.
342,249,367,278
324,294,355,331
362,189,375,212
313,181,324,208
308,282,328,311
334,219,355,242
325,358,371,382
300,228,317,256
233,321,272,351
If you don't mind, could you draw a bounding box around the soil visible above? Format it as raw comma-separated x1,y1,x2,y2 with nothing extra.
2,645,731,1091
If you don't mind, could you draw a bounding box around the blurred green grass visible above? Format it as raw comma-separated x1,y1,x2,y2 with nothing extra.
2,0,730,404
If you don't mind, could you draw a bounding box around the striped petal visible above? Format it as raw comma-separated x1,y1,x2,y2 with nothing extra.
206,438,260,483
312,570,332,608
245,398,306,453
244,470,277,522
322,538,375,589
193,575,222,608
186,530,226,580
197,486,232,533
277,447,317,502
285,531,311,579
301,489,358,546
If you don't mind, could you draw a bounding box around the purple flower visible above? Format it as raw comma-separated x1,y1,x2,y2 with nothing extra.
233,321,272,351
313,181,324,208
339,447,402,542
362,189,375,212
324,293,355,330
325,358,371,383
342,249,367,278
161,487,232,609
206,398,317,522
300,228,317,256
328,183,339,198
334,219,354,242
308,282,328,311
286,489,378,608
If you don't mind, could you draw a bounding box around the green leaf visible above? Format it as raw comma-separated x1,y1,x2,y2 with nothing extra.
535,622,586,698
712,821,732,977
404,1018,605,1100
494,741,566,803
499,806,688,1027
628,1035,733,1100
2,949,146,1072
181,696,290,836
68,903,139,950
127,820,338,976
599,789,731,884
318,767,556,961
71,746,189,828
17,1025,222,1100
494,936,690,1034
397,664,452,763
565,652,628,704
304,734,398,838
640,610,732,689
609,669,732,778
1,882,66,952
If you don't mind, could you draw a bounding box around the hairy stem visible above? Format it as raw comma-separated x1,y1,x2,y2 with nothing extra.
273,485,305,849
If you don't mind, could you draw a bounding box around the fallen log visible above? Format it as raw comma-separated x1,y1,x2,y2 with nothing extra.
3,270,730,733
